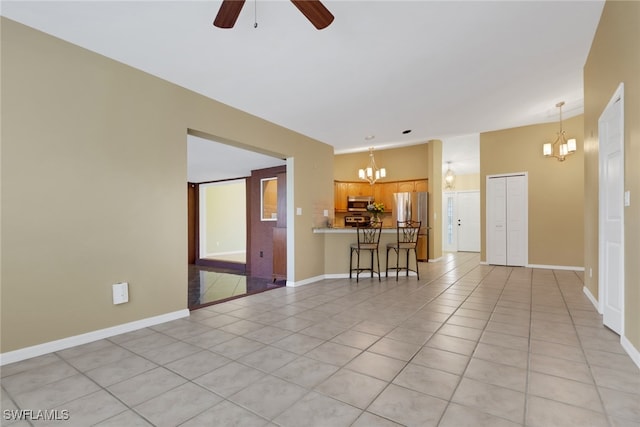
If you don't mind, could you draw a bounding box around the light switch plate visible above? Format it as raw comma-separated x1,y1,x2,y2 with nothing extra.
296,207,302,215
112,282,129,305
624,190,630,206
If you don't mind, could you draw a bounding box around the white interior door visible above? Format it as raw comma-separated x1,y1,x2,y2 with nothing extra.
599,83,624,335
486,174,527,266
443,192,457,252
487,177,507,265
506,175,527,266
457,191,480,252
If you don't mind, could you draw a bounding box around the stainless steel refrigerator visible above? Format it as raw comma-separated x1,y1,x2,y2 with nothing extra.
393,192,429,261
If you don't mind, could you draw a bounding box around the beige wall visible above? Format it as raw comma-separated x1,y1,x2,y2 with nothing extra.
446,173,480,191
1,19,333,353
584,1,640,353
333,144,429,182
480,115,585,267
204,182,246,255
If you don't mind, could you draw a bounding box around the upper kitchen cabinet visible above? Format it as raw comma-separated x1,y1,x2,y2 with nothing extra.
335,179,427,213
334,181,373,211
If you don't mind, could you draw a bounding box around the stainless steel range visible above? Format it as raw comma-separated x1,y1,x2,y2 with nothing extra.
344,215,371,227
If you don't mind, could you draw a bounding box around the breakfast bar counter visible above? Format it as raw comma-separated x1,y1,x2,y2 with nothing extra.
313,227,419,277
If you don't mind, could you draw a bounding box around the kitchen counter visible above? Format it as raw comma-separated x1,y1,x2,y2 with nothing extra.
314,227,422,277
313,227,397,234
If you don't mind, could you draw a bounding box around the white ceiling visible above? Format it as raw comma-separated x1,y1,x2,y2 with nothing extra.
2,0,604,181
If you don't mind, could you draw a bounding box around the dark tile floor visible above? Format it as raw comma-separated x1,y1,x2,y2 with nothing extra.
188,264,284,309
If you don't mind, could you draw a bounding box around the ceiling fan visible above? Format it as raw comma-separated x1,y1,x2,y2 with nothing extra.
213,0,334,30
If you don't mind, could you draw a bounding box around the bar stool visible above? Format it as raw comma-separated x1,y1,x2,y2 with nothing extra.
349,221,382,282
386,220,421,281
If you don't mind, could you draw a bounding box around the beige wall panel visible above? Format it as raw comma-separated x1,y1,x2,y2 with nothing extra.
1,19,333,353
480,115,584,268
584,1,640,353
334,144,429,182
446,173,480,191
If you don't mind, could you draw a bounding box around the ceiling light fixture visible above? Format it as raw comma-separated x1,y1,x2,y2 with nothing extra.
444,161,455,190
358,147,386,185
543,101,577,162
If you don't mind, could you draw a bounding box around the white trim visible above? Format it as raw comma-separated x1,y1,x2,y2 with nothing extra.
287,275,326,287
428,256,444,263
582,286,601,313
0,309,189,366
204,250,246,257
527,264,584,271
621,336,640,371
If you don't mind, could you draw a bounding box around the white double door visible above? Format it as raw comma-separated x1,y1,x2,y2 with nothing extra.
486,174,528,266
443,191,480,252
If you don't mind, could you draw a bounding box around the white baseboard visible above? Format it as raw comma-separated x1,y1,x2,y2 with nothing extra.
428,257,443,263
527,264,585,271
582,285,602,313
0,309,189,366
621,336,640,371
287,275,326,287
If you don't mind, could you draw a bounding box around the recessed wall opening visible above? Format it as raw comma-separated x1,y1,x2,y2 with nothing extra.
186,131,287,309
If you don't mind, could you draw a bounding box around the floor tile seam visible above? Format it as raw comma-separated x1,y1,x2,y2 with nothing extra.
551,269,613,419
8,371,114,414
230,383,357,424
2,355,86,400
0,352,67,382
127,381,223,427
179,396,272,426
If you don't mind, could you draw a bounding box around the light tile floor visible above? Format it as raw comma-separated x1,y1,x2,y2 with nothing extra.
2,253,639,426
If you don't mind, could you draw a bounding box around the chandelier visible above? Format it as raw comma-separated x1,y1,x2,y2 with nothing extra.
358,147,386,185
444,162,455,190
543,101,577,161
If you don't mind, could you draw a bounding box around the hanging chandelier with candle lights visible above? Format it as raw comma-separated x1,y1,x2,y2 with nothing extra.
358,147,386,185
543,101,577,162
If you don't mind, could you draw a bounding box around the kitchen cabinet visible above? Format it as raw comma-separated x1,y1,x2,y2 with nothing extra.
375,182,397,213
397,180,416,193
415,179,428,192
335,181,373,211
335,179,428,213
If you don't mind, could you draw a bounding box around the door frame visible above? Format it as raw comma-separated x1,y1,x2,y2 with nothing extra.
598,82,625,334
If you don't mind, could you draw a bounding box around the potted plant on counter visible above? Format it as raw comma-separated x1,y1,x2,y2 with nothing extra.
367,202,385,224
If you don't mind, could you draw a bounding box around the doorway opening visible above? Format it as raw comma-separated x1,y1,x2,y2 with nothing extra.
186,132,287,309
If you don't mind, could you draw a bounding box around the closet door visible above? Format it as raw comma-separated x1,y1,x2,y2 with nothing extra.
506,175,527,266
487,177,507,265
486,174,528,266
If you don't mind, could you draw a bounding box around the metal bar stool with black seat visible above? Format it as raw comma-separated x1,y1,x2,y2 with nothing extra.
349,221,383,282
386,220,421,281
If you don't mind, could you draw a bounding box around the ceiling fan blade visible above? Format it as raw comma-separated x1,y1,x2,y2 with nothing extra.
290,0,334,30
213,0,246,29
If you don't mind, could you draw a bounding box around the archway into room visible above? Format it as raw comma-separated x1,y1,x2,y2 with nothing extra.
186,131,287,309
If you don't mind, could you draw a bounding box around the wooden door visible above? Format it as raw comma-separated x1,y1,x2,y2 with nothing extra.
187,183,198,264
